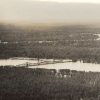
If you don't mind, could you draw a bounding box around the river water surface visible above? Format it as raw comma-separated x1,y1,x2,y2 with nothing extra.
0,58,100,72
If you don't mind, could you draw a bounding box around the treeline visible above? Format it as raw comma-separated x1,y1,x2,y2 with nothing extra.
0,43,100,63
0,66,100,100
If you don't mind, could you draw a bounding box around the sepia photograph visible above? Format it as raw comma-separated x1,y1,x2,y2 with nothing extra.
1,0,100,100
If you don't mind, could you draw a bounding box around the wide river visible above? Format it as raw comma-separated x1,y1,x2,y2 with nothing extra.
0,58,100,72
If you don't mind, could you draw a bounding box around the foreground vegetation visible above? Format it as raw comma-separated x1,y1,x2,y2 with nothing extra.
0,66,100,100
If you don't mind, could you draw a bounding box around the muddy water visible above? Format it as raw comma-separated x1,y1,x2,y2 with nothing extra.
0,58,100,72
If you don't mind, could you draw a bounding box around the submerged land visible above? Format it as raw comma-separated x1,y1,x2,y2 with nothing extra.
1,23,100,100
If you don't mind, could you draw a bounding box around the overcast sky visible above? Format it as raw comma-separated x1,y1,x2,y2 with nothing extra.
35,0,100,3
1,0,100,24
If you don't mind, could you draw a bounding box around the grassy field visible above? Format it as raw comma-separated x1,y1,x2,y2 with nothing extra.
0,66,100,100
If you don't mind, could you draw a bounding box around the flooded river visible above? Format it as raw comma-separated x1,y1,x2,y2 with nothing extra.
0,58,100,72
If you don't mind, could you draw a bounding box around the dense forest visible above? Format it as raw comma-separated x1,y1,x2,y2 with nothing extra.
0,66,100,100
0,24,100,63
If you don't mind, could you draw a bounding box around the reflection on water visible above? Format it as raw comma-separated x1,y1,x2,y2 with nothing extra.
0,58,100,72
